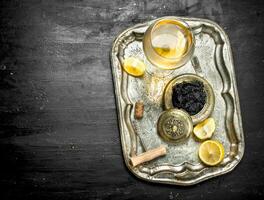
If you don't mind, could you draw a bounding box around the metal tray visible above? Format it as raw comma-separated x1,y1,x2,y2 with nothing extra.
110,16,244,186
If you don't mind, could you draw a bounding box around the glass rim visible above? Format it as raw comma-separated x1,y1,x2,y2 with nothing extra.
149,17,195,61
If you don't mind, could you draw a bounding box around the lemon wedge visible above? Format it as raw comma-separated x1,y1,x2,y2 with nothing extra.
193,118,215,140
122,57,146,77
198,140,225,166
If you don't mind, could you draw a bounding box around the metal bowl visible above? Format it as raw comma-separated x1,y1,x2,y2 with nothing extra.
163,73,215,125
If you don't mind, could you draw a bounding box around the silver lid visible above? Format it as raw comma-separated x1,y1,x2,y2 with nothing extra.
157,109,193,143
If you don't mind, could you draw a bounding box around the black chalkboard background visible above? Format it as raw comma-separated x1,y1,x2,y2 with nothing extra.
0,0,264,199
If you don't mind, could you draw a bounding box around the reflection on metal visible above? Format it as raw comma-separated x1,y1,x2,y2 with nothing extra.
110,16,245,186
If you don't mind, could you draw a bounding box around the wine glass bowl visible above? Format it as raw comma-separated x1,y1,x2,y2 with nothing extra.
143,17,195,70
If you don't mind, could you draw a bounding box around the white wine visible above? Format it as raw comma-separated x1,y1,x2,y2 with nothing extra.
143,18,194,70
152,23,189,59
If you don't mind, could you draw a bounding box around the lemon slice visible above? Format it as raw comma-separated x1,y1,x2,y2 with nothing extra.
198,140,225,166
193,118,215,140
122,57,146,77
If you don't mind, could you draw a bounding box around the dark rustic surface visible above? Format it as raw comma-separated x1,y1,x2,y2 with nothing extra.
0,0,264,199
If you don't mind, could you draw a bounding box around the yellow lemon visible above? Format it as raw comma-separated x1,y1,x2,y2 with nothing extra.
193,118,215,140
122,57,146,77
198,140,225,166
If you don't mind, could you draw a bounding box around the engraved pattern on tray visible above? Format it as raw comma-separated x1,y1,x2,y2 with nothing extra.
110,17,244,185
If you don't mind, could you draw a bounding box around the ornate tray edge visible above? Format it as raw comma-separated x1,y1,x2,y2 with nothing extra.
110,16,245,186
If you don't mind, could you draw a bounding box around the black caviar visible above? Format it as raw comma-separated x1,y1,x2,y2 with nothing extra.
172,81,206,115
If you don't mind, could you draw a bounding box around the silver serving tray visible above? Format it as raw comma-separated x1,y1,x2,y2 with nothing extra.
110,16,245,186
